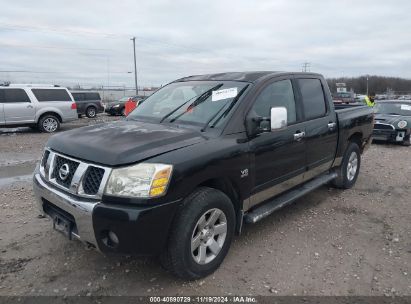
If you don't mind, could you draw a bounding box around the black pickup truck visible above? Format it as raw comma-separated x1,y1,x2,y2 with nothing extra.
33,72,373,279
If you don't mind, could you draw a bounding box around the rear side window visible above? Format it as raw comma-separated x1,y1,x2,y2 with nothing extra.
0,89,31,103
84,93,100,100
32,89,72,102
298,79,327,120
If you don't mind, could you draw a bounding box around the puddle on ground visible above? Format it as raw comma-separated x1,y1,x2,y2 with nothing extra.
0,152,41,166
0,161,37,188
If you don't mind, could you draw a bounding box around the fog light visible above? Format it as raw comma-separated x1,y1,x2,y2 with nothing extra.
102,230,119,248
108,231,119,245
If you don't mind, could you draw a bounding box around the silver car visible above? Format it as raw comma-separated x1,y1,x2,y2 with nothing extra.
0,84,78,132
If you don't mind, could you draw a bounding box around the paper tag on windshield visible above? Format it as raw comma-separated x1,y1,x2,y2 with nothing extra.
212,88,238,101
401,104,411,111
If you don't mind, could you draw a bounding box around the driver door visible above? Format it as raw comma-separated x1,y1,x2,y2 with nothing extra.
248,78,306,208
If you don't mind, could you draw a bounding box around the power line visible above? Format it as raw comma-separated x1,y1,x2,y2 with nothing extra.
0,22,206,53
0,43,110,52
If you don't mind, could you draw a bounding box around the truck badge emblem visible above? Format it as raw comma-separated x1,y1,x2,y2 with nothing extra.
59,163,70,181
240,169,248,178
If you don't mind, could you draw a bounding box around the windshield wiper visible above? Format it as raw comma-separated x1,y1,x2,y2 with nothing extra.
158,84,223,123
201,85,249,131
168,84,224,123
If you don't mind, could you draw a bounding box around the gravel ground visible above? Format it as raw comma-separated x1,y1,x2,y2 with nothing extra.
0,117,410,296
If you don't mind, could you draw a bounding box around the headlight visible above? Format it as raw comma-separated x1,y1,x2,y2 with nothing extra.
113,104,120,108
398,120,407,129
105,163,173,198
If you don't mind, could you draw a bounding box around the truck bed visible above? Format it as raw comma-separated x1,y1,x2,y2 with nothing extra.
334,104,374,165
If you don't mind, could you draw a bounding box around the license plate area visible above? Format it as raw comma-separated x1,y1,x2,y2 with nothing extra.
42,199,77,240
53,214,73,239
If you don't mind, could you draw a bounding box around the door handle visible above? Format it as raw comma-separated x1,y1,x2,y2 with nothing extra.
294,131,305,141
27,105,33,109
328,122,337,130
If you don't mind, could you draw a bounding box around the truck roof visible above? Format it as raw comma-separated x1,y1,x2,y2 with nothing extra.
174,71,322,83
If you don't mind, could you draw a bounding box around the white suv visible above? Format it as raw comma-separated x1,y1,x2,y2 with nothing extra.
0,84,78,133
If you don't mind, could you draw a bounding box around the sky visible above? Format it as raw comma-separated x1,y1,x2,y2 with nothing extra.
0,0,410,88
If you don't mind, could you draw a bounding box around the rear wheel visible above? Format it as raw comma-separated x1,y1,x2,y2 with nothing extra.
38,115,60,133
86,106,97,118
331,142,361,189
160,187,235,280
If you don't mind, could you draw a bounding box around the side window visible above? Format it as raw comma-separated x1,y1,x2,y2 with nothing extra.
0,89,31,103
297,79,327,120
251,79,297,124
32,89,72,102
85,93,100,100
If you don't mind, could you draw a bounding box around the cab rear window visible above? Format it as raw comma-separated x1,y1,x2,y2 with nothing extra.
32,89,72,102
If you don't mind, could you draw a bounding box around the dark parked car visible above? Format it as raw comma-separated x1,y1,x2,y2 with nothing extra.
70,91,104,118
373,101,411,146
105,96,143,116
33,72,373,279
332,92,355,104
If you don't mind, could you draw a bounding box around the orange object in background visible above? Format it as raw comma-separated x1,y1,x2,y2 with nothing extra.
124,98,137,116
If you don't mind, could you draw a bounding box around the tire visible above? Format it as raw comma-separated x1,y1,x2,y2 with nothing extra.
331,142,361,189
38,115,60,133
86,106,97,118
160,187,235,280
402,134,410,146
120,107,125,116
78,114,82,118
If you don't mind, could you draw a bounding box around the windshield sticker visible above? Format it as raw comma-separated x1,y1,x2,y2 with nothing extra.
400,104,411,111
212,88,238,101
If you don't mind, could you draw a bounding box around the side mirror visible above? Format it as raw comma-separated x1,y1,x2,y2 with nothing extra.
270,107,287,130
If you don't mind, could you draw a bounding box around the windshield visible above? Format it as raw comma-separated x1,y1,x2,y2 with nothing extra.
127,80,249,127
374,103,411,116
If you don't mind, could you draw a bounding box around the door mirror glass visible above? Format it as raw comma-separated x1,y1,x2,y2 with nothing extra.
271,107,287,130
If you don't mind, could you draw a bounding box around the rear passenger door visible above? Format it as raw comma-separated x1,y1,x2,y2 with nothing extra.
295,77,338,179
31,88,75,120
0,88,36,124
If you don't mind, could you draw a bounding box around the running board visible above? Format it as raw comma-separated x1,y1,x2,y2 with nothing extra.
244,172,337,224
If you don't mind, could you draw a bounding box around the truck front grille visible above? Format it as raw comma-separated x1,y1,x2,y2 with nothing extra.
52,156,80,188
374,123,394,130
40,149,111,199
83,167,105,195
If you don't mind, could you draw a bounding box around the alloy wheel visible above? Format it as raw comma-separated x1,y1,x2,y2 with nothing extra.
191,208,227,265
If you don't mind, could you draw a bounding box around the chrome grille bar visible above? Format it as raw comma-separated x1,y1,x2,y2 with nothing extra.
39,148,112,199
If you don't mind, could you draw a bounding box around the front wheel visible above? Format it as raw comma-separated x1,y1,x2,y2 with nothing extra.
402,134,410,146
331,142,361,189
160,187,235,280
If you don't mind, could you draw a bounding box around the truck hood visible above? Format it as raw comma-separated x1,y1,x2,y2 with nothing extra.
374,113,410,125
47,120,206,166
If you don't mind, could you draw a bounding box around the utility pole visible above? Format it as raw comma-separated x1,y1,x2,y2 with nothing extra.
366,75,369,96
130,37,138,96
302,62,311,72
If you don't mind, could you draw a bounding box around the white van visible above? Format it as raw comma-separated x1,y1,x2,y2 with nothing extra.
0,84,78,133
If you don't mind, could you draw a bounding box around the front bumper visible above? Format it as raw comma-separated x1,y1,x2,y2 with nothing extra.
105,106,122,115
33,172,181,255
372,128,409,142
